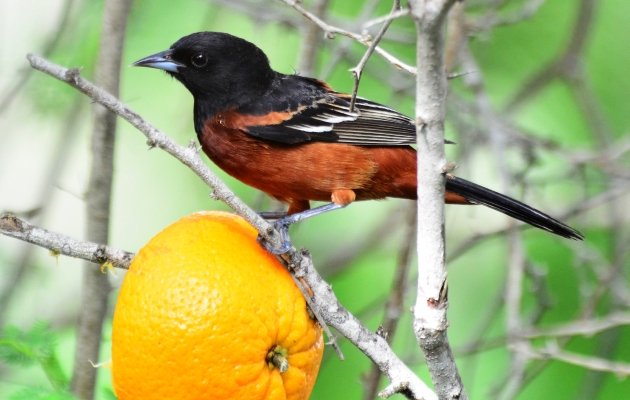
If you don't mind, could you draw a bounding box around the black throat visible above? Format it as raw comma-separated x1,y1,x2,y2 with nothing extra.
193,97,222,138
192,71,277,138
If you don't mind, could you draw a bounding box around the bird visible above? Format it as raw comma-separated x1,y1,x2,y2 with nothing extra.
133,31,583,253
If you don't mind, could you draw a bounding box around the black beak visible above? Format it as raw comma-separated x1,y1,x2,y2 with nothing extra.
133,49,185,73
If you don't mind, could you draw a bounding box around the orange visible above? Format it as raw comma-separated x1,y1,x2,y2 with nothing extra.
111,211,324,400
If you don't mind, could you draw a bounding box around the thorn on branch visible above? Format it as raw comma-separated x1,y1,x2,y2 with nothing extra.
439,279,449,302
208,191,220,201
94,245,108,264
443,162,458,174
376,325,389,340
65,67,81,84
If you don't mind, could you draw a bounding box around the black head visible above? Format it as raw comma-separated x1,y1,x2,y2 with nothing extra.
133,32,276,107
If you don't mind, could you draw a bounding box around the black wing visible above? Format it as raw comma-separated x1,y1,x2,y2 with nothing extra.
242,75,420,146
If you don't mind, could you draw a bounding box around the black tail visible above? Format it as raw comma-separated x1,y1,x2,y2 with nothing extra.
446,175,583,240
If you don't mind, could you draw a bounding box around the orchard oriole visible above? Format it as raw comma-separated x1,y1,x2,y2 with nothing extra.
133,32,582,252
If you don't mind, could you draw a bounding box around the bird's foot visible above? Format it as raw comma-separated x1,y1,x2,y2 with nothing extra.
259,218,294,255
257,203,344,254
257,211,292,254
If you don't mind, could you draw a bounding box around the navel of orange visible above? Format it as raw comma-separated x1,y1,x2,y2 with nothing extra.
111,211,324,400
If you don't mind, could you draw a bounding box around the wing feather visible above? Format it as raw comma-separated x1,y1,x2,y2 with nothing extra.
243,75,433,146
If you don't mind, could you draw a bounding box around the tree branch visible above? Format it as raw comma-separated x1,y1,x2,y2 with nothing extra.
410,0,467,399
362,7,411,30
72,1,132,398
0,213,133,268
523,341,630,376
520,312,630,339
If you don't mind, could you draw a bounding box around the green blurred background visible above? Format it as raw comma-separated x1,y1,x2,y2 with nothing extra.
1,0,629,399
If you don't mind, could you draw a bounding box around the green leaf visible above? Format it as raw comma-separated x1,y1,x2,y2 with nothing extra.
0,322,53,365
0,322,69,391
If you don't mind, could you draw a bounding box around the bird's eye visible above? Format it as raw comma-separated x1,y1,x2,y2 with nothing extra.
191,53,208,68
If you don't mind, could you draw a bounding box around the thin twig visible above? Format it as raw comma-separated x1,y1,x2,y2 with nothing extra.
523,341,630,376
0,213,134,268
319,0,382,80
520,312,630,339
279,0,416,74
362,7,411,29
349,0,401,112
